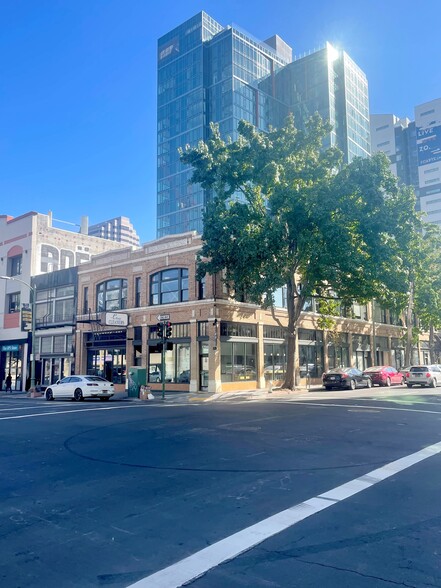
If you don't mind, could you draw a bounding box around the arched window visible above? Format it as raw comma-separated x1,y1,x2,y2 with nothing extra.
150,268,188,305
96,279,128,312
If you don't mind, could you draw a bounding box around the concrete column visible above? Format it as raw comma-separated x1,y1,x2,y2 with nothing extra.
125,325,134,372
323,331,329,372
208,317,222,394
142,324,149,368
257,322,265,389
189,319,198,393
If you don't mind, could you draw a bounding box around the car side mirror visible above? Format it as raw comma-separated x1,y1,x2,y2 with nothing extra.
56,380,60,385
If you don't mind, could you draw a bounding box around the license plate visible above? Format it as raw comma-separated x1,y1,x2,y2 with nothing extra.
329,376,336,380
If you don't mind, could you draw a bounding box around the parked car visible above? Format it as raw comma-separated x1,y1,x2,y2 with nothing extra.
322,367,372,391
177,370,190,383
405,365,441,388
148,368,162,383
363,365,404,386
399,366,411,382
45,375,114,401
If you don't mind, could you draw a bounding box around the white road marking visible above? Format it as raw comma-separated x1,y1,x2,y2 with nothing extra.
0,404,151,420
282,401,441,415
127,440,441,588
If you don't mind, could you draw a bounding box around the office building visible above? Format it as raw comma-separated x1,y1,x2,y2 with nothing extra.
371,98,441,225
157,12,370,237
88,216,140,247
74,232,424,396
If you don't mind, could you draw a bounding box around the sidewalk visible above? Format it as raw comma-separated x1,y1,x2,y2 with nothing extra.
1,385,433,404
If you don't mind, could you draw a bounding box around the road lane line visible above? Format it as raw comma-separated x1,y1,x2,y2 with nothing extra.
0,404,150,420
128,440,441,588
283,401,441,414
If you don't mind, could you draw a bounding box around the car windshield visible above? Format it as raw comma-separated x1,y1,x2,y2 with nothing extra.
364,366,383,372
410,367,427,373
327,368,350,374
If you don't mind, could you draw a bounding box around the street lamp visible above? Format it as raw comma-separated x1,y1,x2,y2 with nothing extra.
0,275,37,392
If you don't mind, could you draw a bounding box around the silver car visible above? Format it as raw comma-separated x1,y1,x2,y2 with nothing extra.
406,365,441,388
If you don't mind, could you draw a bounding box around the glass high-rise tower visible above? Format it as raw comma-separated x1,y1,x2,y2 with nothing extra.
157,12,370,237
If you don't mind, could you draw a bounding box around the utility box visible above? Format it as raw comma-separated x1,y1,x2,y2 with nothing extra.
128,367,146,398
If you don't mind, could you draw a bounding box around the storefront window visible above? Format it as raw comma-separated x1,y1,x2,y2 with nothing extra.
87,348,126,383
263,343,286,380
147,342,191,383
328,333,349,369
221,341,257,382
298,329,324,377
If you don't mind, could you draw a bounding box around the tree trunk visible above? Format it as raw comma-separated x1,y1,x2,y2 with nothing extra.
282,276,303,390
429,323,435,364
404,281,414,366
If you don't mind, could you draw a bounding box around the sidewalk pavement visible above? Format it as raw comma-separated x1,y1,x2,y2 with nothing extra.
0,385,432,404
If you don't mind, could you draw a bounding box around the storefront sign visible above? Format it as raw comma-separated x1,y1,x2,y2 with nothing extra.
21,306,32,331
1,344,20,352
104,312,128,327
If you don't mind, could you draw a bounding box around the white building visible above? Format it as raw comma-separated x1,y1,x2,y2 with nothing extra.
0,211,127,391
371,98,441,226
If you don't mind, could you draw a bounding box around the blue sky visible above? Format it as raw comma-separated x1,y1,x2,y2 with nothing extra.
1,0,440,243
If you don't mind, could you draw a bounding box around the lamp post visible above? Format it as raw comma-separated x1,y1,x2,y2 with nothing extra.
0,275,36,392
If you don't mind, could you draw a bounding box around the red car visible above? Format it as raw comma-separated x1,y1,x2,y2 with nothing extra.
362,365,404,387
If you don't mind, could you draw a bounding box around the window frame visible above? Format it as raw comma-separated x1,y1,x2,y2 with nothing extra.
149,268,189,306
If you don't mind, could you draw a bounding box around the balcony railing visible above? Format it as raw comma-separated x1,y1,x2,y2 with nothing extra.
36,314,76,328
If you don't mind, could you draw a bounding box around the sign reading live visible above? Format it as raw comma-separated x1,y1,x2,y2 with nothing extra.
21,305,32,331
417,124,441,167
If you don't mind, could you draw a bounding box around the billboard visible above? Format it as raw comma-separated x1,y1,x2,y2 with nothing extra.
21,305,32,331
417,124,441,167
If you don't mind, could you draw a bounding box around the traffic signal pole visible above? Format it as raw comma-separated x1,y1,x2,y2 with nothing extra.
161,335,166,400
156,317,172,400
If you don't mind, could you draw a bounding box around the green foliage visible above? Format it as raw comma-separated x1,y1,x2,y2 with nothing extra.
180,114,421,387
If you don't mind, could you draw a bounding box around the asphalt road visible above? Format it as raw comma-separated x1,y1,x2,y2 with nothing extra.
0,388,440,587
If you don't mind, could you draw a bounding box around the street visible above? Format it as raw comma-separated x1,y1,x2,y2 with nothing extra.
1,388,441,587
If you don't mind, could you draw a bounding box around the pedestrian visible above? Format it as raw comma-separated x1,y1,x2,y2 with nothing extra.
5,373,12,393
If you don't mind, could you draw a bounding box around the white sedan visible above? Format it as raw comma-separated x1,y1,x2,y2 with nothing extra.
45,375,114,401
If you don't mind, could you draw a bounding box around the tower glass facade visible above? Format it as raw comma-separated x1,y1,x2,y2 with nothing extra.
157,14,370,237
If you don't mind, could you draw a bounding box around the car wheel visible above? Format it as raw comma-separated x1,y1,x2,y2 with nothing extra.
74,388,84,402
407,383,413,388
350,379,356,390
401,377,405,385
386,377,391,387
366,378,372,388
324,386,332,391
46,389,54,401
430,378,437,388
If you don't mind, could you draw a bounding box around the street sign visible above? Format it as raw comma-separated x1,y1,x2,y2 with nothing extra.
157,314,170,321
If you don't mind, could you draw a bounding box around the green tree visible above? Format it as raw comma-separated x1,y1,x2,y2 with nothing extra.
181,115,416,389
412,224,441,363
